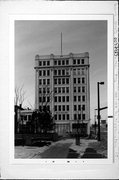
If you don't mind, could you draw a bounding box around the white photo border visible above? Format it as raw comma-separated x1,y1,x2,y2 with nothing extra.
0,1,118,179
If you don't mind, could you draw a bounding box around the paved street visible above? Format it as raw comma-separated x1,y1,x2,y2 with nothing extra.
40,141,72,158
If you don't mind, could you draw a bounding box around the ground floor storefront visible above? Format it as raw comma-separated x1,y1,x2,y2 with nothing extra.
55,120,90,136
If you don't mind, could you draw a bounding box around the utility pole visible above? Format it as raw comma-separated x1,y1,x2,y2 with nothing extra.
97,82,104,141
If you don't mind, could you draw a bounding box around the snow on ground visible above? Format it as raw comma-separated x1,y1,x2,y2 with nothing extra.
15,145,49,158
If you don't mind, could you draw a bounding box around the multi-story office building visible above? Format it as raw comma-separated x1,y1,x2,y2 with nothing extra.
34,52,90,135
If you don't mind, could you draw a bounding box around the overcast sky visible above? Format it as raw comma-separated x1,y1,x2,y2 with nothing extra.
15,20,107,123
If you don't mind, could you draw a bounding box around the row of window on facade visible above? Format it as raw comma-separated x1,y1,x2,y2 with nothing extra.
54,77,86,85
54,95,86,102
54,104,85,112
54,113,86,121
39,87,50,94
54,78,69,85
39,68,86,77
39,77,86,86
39,79,50,85
54,86,86,94
39,58,85,67
74,77,85,84
54,113,70,121
39,86,86,94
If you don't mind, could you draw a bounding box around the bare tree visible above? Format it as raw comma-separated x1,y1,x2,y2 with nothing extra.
39,85,54,111
14,85,26,107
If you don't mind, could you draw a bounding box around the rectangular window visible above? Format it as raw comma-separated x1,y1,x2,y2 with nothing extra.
67,114,69,120
82,77,85,84
66,60,69,65
62,69,65,76
47,96,50,102
74,114,77,120
78,78,80,84
82,86,85,93
78,87,81,93
58,78,61,85
73,59,76,64
47,70,50,76
63,114,65,120
58,87,61,93
58,60,61,65
47,61,50,66
54,87,57,93
74,96,77,102
74,105,77,111
78,96,81,102
66,96,69,102
67,105,69,111
82,105,85,111
58,69,61,76
39,61,42,66
43,70,46,76
54,69,57,76
63,105,65,111
58,96,61,102
74,87,76,93
77,59,80,64
62,96,65,102
54,105,57,111
62,78,65,84
74,78,76,84
82,59,84,64
62,60,65,65
39,96,42,102
43,79,46,85
66,87,69,93
54,61,57,65
82,96,85,102
66,78,69,84
59,114,61,120
54,114,57,120
78,105,81,111
62,87,65,93
59,105,61,111
43,96,45,102
43,61,46,66
54,79,57,85
43,88,46,93
39,88,42,93
39,79,42,85
78,114,81,120
54,96,57,102
39,70,42,76
47,88,50,93
83,114,85,120
47,79,50,85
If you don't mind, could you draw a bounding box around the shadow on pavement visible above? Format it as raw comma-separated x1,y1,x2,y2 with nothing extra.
81,148,105,158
